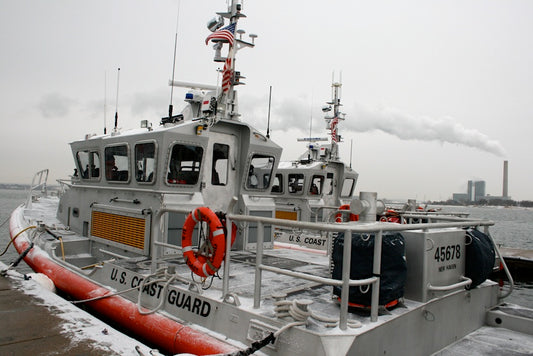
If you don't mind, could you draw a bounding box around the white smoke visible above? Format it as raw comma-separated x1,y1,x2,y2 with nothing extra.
345,104,507,157
240,93,506,157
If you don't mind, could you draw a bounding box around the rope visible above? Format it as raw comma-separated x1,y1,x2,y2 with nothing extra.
71,285,140,305
0,225,37,257
72,267,177,308
274,298,362,329
137,267,176,315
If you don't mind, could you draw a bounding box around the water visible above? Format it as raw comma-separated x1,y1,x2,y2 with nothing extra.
0,188,32,273
1,189,531,308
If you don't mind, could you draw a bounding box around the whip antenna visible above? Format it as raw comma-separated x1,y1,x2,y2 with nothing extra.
266,85,272,138
104,71,107,134
169,0,181,119
114,68,120,132
350,139,353,168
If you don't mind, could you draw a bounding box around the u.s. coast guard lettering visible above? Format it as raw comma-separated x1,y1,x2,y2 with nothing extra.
109,267,211,317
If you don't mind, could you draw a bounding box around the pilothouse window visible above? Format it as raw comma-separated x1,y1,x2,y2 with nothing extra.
135,143,155,183
325,172,334,195
310,175,324,195
271,173,283,193
167,144,203,185
341,178,355,197
76,151,100,179
288,173,305,194
246,154,275,190
105,145,130,182
212,143,229,186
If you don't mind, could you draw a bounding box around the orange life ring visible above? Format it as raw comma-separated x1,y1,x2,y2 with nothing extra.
335,204,359,223
182,207,227,278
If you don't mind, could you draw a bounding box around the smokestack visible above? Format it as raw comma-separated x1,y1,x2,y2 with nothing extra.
503,160,508,198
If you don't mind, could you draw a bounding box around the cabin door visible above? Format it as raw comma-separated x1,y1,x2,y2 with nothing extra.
202,133,238,212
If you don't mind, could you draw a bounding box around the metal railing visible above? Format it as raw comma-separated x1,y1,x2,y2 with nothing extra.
26,169,49,209
148,206,510,330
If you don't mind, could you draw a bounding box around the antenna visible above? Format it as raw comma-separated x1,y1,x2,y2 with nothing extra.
308,93,313,160
103,71,107,134
309,93,313,139
339,71,343,103
266,85,272,138
114,67,120,132
168,0,181,119
350,138,353,168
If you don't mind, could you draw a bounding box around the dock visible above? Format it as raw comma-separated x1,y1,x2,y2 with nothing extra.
499,247,533,280
0,265,153,356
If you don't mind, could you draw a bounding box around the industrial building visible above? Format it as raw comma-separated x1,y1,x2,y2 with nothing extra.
452,161,510,202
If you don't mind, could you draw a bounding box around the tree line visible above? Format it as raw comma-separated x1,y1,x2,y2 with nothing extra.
429,198,533,208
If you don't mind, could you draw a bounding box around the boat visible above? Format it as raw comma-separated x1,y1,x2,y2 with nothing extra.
271,81,360,253
7,1,533,355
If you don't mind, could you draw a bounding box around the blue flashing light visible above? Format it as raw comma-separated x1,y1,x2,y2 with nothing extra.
185,93,194,100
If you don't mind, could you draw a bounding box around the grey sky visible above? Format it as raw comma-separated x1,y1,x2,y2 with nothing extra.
1,0,532,201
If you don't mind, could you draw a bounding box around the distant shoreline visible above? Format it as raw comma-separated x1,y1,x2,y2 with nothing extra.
0,184,29,191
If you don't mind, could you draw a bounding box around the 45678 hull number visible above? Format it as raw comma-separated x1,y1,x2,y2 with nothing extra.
434,244,461,262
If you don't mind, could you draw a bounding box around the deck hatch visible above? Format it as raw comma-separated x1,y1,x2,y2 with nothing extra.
90,208,150,253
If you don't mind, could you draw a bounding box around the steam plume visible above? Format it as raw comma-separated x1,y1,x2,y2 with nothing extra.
241,94,506,157
346,104,506,157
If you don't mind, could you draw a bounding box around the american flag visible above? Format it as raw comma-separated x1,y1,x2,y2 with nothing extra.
331,117,339,142
205,23,236,46
221,48,233,92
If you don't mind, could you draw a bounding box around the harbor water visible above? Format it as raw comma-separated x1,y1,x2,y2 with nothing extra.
1,188,531,308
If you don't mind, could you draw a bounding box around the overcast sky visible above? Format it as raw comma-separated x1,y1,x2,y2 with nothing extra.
1,0,532,201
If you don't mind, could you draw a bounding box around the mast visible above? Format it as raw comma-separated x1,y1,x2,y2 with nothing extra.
205,0,255,122
326,80,344,161
166,0,256,125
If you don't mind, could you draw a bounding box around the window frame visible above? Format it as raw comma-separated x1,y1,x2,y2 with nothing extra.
104,144,131,183
245,154,276,191
288,173,305,195
340,177,356,198
309,174,325,196
211,143,230,186
76,150,101,181
166,142,204,186
134,140,157,185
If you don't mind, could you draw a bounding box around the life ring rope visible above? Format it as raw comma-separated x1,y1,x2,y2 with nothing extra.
181,207,236,278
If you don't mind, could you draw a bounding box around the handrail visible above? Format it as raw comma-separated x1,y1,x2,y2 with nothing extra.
227,213,494,233
26,169,49,210
428,276,472,291
56,179,197,195
483,227,514,299
148,205,499,330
